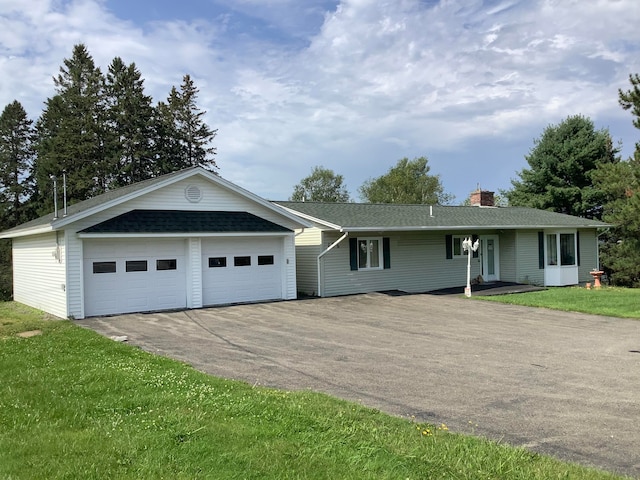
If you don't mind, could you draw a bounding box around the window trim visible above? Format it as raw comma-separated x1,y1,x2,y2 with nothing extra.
357,237,383,270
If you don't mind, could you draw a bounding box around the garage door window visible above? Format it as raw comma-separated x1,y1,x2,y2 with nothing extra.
93,261,116,274
126,260,148,272
234,256,251,266
258,255,274,265
156,259,177,270
209,257,227,268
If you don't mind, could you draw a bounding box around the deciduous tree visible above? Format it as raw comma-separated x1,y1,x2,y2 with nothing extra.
290,166,350,202
358,157,452,204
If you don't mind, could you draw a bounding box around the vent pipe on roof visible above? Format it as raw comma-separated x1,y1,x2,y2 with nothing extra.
51,175,58,220
430,205,433,217
63,170,68,217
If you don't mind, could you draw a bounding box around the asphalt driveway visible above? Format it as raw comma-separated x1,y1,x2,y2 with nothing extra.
78,293,640,477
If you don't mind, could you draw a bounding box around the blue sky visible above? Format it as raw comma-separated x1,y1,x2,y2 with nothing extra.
1,0,640,203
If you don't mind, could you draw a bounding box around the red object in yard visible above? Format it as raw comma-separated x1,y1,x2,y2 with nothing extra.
590,271,604,289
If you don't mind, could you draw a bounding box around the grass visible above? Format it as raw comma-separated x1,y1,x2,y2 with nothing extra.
475,286,640,319
0,302,628,479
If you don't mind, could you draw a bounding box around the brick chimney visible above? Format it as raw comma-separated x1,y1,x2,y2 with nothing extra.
469,189,495,207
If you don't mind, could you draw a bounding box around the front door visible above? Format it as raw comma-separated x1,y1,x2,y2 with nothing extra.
481,236,500,282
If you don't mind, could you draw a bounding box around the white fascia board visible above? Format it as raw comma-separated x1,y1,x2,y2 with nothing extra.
77,231,293,239
277,206,342,230
342,224,608,232
0,225,54,239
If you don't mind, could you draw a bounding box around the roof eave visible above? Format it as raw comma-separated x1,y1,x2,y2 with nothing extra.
277,206,342,230
341,224,611,232
0,224,54,239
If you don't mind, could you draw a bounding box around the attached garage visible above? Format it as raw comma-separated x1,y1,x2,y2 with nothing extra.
1,167,310,319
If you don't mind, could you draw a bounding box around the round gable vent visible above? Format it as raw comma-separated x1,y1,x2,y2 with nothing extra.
185,184,203,203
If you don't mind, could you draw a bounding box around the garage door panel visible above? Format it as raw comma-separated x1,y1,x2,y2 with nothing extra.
202,237,283,306
84,239,186,317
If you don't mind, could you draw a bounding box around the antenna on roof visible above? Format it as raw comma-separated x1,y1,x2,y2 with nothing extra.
62,170,68,217
51,175,58,220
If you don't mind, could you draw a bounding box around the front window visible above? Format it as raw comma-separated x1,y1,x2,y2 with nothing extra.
546,232,576,267
358,238,382,269
453,235,470,258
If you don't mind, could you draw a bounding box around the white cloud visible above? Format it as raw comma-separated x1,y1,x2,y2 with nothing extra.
1,0,639,202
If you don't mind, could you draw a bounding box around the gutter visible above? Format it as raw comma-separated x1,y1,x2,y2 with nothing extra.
317,232,349,297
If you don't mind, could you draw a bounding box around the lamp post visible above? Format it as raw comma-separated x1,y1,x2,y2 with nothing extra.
462,237,480,297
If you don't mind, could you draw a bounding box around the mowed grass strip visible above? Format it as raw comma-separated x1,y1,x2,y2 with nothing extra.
475,286,640,319
0,303,627,479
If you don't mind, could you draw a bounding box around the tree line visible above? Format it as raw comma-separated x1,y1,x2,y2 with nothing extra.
289,75,640,286
0,44,218,299
0,44,217,229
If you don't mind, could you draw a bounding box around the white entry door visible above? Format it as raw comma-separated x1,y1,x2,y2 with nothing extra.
481,235,500,282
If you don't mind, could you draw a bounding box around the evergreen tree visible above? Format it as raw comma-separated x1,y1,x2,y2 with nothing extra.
359,157,452,204
0,100,34,227
157,75,217,173
104,57,155,185
34,44,107,213
592,74,640,286
506,115,618,219
290,166,350,202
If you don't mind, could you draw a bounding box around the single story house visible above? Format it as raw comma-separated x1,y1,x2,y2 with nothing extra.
0,167,309,319
276,191,610,297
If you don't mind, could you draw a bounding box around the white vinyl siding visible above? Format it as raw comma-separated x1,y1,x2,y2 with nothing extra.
578,229,598,283
12,232,67,318
293,228,323,296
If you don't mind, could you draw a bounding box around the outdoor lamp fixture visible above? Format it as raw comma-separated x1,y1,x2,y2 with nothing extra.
462,237,480,297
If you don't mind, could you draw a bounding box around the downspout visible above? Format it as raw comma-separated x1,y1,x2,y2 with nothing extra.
317,232,349,297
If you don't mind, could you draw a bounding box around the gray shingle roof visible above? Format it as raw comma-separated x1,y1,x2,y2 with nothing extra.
80,210,292,233
275,202,610,231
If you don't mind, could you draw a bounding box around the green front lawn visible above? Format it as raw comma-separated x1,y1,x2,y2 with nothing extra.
0,303,626,479
476,286,640,319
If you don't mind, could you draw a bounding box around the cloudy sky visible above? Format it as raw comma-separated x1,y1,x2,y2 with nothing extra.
1,0,639,203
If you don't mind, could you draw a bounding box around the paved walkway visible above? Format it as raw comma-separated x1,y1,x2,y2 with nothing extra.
78,293,640,477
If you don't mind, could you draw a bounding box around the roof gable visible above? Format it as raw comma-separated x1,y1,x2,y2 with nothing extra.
2,167,309,238
276,202,611,231
79,210,292,234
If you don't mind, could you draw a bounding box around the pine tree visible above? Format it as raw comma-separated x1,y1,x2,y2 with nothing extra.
34,44,107,213
104,57,155,185
506,115,618,219
0,100,35,227
592,74,640,285
157,75,217,173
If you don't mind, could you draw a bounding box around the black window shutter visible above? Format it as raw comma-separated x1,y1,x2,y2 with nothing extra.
538,231,544,269
576,231,581,266
349,237,358,271
383,237,391,269
445,235,453,259
472,234,479,258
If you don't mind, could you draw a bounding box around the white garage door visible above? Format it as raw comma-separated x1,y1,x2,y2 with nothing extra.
84,238,187,317
202,237,283,306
